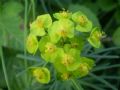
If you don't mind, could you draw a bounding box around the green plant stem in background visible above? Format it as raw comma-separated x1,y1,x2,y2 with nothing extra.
42,62,48,67
0,47,11,90
3,31,7,46
28,3,32,16
89,73,117,90
104,15,114,32
54,0,64,9
24,0,28,86
40,0,48,13
31,0,36,20
71,79,84,90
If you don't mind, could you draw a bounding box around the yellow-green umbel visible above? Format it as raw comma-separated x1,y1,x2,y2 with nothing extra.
32,67,50,84
72,11,92,32
88,27,104,48
26,34,38,54
25,11,100,81
49,19,74,43
30,14,52,36
53,10,72,19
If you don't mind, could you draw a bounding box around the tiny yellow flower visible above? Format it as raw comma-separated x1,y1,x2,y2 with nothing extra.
79,63,89,75
61,73,70,80
78,15,87,26
62,54,74,67
53,10,72,19
45,42,56,53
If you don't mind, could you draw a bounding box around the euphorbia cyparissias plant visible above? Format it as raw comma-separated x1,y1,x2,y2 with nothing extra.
26,11,104,84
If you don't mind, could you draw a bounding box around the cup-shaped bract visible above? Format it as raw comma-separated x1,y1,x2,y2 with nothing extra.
49,19,74,43
26,34,38,54
72,57,95,78
32,67,50,84
30,14,52,36
72,11,92,32
39,36,60,62
53,48,81,73
88,27,103,48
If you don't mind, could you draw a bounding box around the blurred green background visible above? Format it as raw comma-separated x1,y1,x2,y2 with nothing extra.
0,0,120,90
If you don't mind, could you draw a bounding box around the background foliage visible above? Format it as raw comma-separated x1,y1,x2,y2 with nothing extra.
0,0,120,90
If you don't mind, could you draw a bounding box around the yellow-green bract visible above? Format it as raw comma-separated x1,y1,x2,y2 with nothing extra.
88,27,103,48
30,14,52,36
32,67,50,84
48,19,74,43
72,11,92,32
26,34,38,54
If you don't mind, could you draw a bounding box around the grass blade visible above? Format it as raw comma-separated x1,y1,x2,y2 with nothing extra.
92,64,120,72
40,0,48,13
0,47,11,90
71,79,84,90
83,54,119,59
89,73,117,90
80,80,106,90
91,47,120,55
16,54,42,62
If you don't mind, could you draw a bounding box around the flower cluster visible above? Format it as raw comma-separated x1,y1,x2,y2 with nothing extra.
26,11,104,84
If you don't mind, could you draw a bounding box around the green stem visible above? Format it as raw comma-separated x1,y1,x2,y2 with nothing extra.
104,15,114,32
54,0,64,9
40,0,48,13
42,62,48,67
28,3,32,15
71,79,83,90
31,0,36,20
3,30,7,46
0,47,11,90
24,0,28,85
